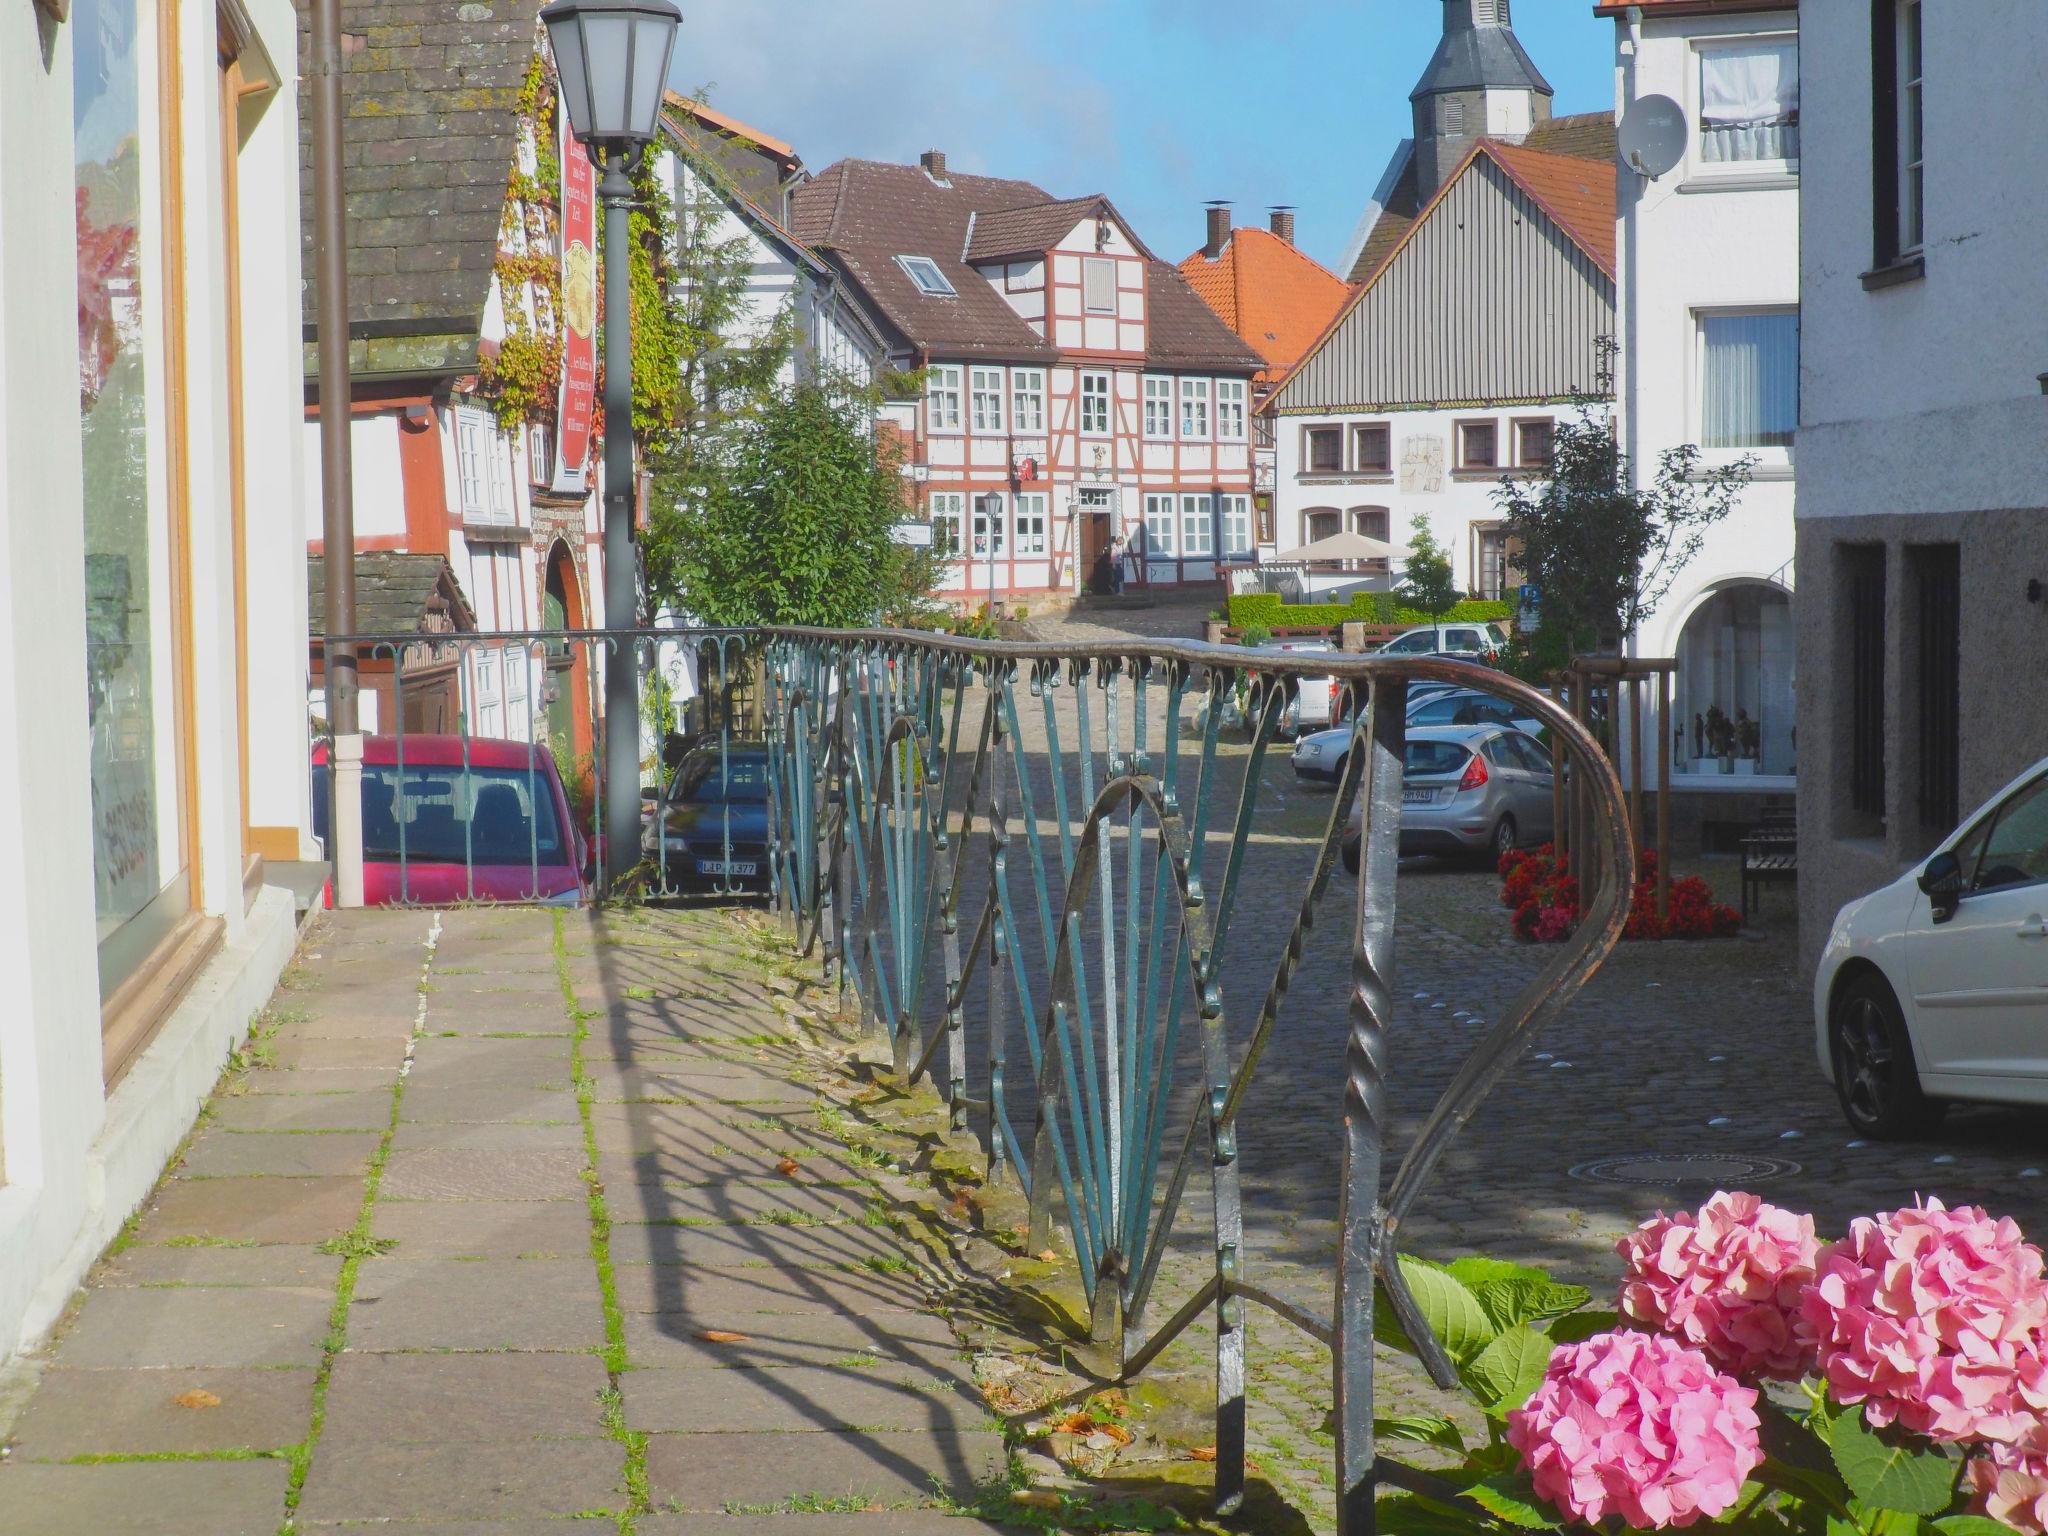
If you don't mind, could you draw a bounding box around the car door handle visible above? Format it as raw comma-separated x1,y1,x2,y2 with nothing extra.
2020,916,2048,938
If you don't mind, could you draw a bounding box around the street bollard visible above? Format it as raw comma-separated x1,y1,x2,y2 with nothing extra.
332,731,365,909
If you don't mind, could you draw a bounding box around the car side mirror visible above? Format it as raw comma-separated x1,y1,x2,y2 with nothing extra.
1918,850,1964,921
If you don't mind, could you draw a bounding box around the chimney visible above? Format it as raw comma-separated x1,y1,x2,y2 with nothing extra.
1204,201,1232,260
1268,206,1296,246
919,149,947,181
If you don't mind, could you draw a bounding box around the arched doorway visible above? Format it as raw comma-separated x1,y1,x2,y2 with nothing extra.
1673,582,1795,777
542,540,593,767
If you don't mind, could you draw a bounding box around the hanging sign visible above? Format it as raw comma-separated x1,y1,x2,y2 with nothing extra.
551,119,597,495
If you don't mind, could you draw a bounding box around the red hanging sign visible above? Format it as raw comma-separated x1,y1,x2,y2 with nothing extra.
551,121,596,494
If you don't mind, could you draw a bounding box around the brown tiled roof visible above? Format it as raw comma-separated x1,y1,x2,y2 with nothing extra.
297,0,544,369
1485,140,1618,275
1177,227,1353,386
307,552,475,638
968,197,1118,262
790,159,1259,371
1344,111,1613,284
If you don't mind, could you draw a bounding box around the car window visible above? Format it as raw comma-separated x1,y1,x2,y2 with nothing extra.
1482,736,1515,768
1410,696,1463,725
1971,775,2048,892
1508,734,1553,774
672,751,771,804
355,764,564,865
1387,632,1428,654
1404,741,1470,776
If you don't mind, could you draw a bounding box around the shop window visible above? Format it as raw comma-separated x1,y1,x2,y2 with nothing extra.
1674,584,1797,779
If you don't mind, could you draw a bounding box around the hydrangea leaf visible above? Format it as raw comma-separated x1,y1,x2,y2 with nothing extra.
1464,1474,1564,1529
1376,1413,1467,1453
1830,1408,1957,1517
1463,1326,1556,1418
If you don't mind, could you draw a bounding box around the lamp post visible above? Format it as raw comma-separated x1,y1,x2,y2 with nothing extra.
979,491,1002,618
540,0,682,895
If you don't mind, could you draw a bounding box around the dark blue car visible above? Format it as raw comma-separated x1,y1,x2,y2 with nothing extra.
643,742,771,891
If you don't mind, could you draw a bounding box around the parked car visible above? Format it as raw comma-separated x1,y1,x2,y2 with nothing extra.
311,735,586,906
1377,622,1509,660
1217,640,1340,739
644,741,772,891
1338,725,1555,870
1292,691,1548,785
1813,757,2048,1138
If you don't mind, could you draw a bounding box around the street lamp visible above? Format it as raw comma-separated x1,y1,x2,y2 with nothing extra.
540,0,682,894
979,492,1002,619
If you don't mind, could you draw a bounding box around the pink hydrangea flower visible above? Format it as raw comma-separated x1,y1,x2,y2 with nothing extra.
1508,1330,1762,1529
1969,1437,2048,1534
1617,1191,1821,1380
1802,1198,2048,1444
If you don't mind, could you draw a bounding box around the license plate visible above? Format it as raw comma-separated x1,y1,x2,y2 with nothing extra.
1402,789,1435,805
697,860,758,877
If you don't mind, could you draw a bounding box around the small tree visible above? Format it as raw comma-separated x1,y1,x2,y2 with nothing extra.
1494,391,1755,652
652,377,907,628
1399,514,1459,642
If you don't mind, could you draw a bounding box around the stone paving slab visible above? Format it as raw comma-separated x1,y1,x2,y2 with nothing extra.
296,1438,626,1523
369,1197,590,1259
3,1365,316,1459
619,1318,970,1379
397,1083,580,1124
379,1146,588,1201
621,1364,986,1434
272,1007,421,1040
131,1174,365,1245
266,1034,409,1071
607,1220,909,1270
178,1128,383,1178
612,1176,876,1226
639,1517,1027,1536
389,1119,584,1152
345,1258,604,1352
208,1089,394,1132
644,1427,1007,1511
0,1459,292,1535
611,1263,932,1319
319,1351,611,1444
49,1286,332,1369
93,1242,342,1290
235,1065,399,1096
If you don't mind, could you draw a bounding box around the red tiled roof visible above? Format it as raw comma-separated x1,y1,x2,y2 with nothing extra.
1483,139,1617,276
1177,227,1353,387
663,93,797,165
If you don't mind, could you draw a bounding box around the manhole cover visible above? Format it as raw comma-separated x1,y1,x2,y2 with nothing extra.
1568,1153,1802,1187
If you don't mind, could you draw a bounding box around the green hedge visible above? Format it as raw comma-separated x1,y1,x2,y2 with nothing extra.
1228,593,1512,630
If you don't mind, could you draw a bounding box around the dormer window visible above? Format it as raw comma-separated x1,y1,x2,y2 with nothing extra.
896,256,956,297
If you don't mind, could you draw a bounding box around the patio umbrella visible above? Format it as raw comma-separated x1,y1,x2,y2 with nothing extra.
1270,529,1397,564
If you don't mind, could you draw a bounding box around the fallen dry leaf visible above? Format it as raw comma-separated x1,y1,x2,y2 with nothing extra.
775,1158,800,1176
1186,1445,1218,1462
1098,1422,1134,1447
696,1329,750,1343
172,1389,222,1410
1054,1412,1098,1436
1036,1249,1058,1264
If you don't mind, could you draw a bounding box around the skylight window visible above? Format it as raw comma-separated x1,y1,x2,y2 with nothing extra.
896,256,956,297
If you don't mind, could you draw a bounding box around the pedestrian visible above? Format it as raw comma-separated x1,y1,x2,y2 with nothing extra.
1108,534,1126,595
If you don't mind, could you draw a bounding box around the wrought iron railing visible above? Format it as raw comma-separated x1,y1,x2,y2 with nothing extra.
315,623,1634,1534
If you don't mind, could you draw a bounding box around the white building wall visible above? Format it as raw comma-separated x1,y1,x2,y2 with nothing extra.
0,0,306,1362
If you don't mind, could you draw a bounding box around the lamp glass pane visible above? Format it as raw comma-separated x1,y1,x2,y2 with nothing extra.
626,11,674,140
545,12,594,141
581,13,632,138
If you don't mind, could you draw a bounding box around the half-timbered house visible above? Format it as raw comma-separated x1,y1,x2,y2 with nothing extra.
789,153,1265,601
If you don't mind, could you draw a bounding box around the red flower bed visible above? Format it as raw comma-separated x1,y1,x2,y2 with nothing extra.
1498,844,1739,942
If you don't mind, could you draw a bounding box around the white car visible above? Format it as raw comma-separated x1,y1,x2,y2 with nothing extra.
1377,622,1510,660
1814,758,2048,1137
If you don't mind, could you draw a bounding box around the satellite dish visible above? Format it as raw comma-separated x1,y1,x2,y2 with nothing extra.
1618,95,1688,179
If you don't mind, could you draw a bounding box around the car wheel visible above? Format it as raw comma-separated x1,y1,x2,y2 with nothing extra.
1829,974,1944,1139
1490,814,1518,864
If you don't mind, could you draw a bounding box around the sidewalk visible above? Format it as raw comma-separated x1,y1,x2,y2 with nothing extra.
0,907,1015,1534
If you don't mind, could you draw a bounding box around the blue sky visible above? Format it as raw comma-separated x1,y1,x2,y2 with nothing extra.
674,2,1615,274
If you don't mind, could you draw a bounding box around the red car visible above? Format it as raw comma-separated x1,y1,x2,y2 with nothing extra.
312,735,588,906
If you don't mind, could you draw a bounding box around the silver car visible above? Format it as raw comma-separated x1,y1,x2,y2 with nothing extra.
1340,724,1555,870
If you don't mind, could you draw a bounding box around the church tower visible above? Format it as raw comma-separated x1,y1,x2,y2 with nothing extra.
1410,0,1555,195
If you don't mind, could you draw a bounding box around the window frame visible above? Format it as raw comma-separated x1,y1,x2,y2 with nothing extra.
1350,422,1392,475
1079,371,1112,437
926,364,962,433
1869,0,1926,278
1082,256,1117,315
1303,424,1343,475
929,491,966,557
528,427,555,488
1512,416,1556,471
456,407,489,515
1960,774,2048,896
1142,493,1176,557
1011,369,1045,434
971,492,1006,558
1219,494,1253,559
969,366,1005,435
896,255,957,297
1180,493,1214,558
1143,376,1174,440
1694,307,1799,463
1180,378,1210,441
1013,491,1049,556
1216,379,1247,441
1687,32,1801,183
1455,418,1500,473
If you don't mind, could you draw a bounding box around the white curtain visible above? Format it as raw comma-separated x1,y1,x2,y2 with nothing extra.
1700,42,1799,163
1702,313,1798,450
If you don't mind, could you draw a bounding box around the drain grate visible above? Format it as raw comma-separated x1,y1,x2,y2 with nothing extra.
1568,1152,1802,1187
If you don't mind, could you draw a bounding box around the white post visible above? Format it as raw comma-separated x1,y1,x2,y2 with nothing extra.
332,731,365,908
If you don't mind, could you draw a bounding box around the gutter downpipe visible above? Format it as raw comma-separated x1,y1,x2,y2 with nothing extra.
311,0,363,906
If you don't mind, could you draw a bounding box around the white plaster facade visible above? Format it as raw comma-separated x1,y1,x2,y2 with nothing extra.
1611,2,1800,788
1,0,309,1359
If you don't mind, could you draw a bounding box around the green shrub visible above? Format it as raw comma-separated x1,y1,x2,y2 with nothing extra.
1227,592,1511,631
1238,623,1273,648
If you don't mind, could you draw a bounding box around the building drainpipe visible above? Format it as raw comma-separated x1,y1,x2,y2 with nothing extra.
311,0,362,906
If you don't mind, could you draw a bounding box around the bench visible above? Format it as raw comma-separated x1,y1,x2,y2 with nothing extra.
1740,828,1798,918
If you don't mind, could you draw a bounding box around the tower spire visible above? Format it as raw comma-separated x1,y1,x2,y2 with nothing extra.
1409,0,1552,194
